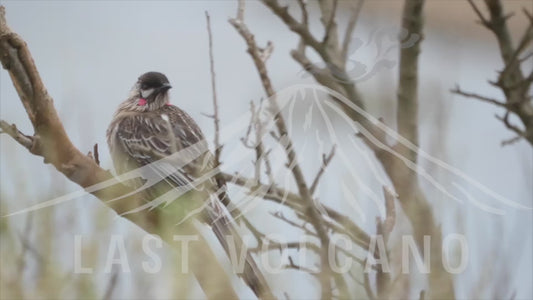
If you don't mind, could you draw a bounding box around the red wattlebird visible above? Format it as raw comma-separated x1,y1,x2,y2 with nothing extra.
107,71,273,299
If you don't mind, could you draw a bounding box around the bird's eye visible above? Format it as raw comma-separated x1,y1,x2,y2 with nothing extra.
141,84,148,90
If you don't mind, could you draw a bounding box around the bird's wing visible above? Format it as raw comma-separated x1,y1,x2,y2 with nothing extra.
115,105,211,188
114,106,272,297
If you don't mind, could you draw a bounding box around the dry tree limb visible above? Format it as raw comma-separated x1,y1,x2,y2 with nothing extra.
220,171,371,249
0,6,240,299
295,0,309,53
205,11,222,165
92,143,100,166
262,0,325,58
322,0,339,46
241,101,275,186
496,112,528,138
373,187,397,298
396,1,454,298
204,14,276,298
341,0,365,62
0,120,35,151
451,86,510,108
270,211,369,268
462,0,533,145
15,213,44,274
396,0,424,158
259,0,458,298
380,187,397,242
310,145,336,195
500,135,523,147
284,256,319,274
229,1,350,298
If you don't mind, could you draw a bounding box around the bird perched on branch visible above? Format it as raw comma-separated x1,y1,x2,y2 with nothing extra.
106,71,273,298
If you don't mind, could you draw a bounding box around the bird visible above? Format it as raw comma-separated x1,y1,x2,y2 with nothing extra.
106,71,273,298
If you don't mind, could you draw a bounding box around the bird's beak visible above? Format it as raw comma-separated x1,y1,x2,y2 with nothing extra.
159,83,172,91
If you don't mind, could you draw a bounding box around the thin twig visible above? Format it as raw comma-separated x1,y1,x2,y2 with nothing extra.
310,145,336,195
221,171,371,249
499,11,532,79
16,213,39,276
323,0,338,45
373,187,396,297
285,256,319,274
341,0,365,61
501,135,523,147
296,0,309,53
467,0,491,28
495,112,527,137
205,11,222,165
14,213,46,286
261,0,325,57
0,120,35,152
381,187,396,240
469,0,533,145
271,211,369,267
93,143,100,166
451,86,509,108
230,4,341,297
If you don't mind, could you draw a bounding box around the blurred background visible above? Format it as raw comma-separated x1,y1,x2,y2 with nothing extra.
0,1,531,299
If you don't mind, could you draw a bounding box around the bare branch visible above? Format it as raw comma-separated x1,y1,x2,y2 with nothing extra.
465,0,533,145
0,120,35,152
261,0,457,297
495,112,527,138
395,1,455,297
396,0,424,155
241,101,276,186
501,135,523,147
236,0,245,21
221,171,371,249
497,10,532,86
285,256,319,274
310,145,336,195
260,0,325,58
205,11,222,165
341,0,365,62
295,0,309,53
322,0,339,45
381,187,396,239
229,4,342,297
467,0,491,28
451,86,509,108
373,188,396,297
93,143,100,166
16,213,44,275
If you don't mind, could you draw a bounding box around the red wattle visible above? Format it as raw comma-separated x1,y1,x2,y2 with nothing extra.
138,98,147,106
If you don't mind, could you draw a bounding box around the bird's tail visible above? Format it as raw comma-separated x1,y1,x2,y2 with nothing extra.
202,191,275,299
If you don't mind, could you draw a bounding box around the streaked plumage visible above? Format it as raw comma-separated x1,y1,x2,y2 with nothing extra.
106,72,272,298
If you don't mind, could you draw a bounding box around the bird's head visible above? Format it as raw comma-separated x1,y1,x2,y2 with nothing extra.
128,71,172,111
